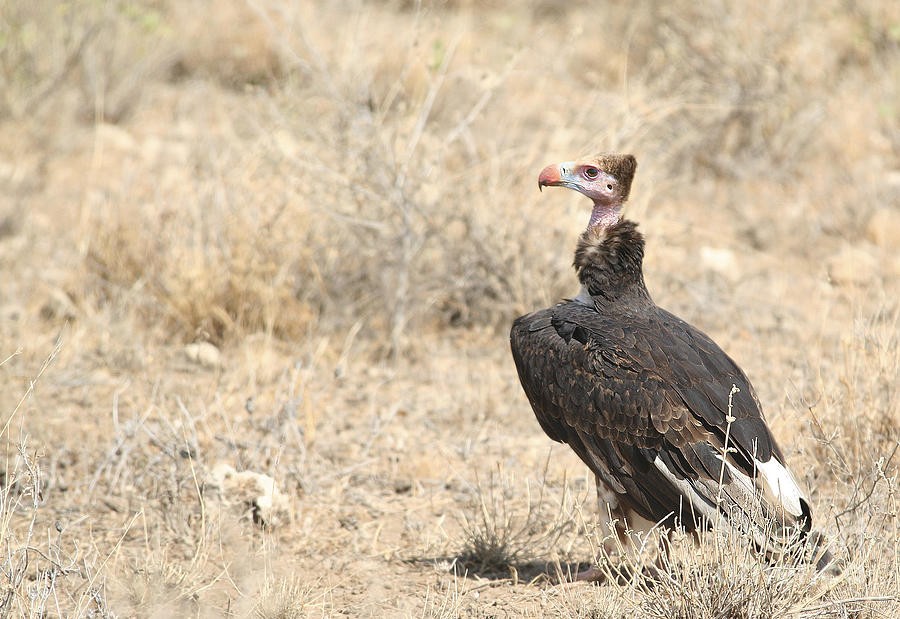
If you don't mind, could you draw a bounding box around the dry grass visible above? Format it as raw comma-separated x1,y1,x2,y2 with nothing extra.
0,0,898,616
605,526,888,619
455,463,576,577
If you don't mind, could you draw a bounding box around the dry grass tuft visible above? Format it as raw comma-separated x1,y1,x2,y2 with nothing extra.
85,200,318,343
801,305,900,578
456,465,575,577
628,530,822,619
580,515,898,619
253,576,331,619
0,443,67,617
0,345,112,617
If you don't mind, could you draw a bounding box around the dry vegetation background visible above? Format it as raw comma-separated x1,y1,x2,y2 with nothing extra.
0,0,899,616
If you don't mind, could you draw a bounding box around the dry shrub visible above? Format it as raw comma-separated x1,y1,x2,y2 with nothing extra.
575,500,898,618
75,2,176,123
107,517,244,618
0,346,111,617
253,576,331,619
0,444,61,616
68,0,899,353
0,1,93,120
456,465,575,577
74,1,574,350
615,527,864,619
804,304,900,577
0,0,175,124
112,555,201,617
168,0,284,86
86,192,318,343
0,0,894,354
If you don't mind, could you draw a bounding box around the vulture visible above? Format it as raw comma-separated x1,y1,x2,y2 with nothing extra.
510,154,833,576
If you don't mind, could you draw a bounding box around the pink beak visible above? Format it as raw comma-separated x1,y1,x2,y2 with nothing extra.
538,164,561,190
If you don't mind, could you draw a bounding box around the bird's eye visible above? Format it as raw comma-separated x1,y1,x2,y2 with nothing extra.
584,167,599,179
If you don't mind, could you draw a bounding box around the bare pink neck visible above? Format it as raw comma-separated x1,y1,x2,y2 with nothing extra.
588,202,623,231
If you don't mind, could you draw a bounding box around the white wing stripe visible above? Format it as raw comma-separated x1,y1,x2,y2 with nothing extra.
652,456,719,523
756,458,805,517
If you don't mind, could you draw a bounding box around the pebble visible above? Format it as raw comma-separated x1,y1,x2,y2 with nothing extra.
206,462,291,528
184,342,222,369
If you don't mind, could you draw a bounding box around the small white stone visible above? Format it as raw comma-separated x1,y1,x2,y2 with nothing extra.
184,342,222,369
206,462,291,528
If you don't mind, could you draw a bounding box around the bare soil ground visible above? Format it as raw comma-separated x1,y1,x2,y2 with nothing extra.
1,1,898,616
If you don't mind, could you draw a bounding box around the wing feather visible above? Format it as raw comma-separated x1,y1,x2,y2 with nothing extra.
510,300,810,542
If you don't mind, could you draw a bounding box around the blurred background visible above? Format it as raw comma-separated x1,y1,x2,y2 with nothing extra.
0,1,898,615
2,0,898,351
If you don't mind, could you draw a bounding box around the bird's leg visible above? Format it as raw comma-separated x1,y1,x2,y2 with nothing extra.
572,565,607,583
639,528,676,583
570,478,633,583
573,517,636,583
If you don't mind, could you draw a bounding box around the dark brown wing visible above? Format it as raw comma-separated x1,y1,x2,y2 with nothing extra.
510,300,811,542
510,309,697,527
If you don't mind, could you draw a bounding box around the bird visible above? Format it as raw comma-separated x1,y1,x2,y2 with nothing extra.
509,154,833,577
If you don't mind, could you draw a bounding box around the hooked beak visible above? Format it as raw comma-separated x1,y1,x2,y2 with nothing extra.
538,161,575,192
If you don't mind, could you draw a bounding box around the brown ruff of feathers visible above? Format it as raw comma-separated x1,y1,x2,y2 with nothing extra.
593,154,637,202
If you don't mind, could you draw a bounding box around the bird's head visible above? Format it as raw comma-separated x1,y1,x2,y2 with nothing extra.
538,154,637,230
